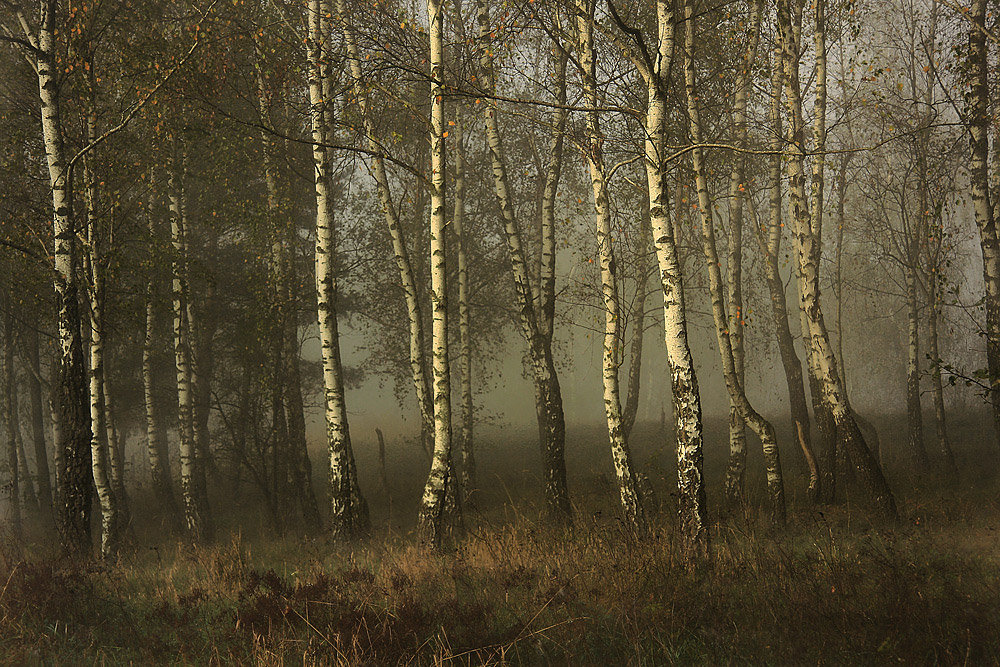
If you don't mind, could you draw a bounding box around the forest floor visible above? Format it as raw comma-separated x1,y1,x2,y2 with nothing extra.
1,415,998,664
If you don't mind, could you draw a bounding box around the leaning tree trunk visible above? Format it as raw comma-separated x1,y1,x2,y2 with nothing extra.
760,43,818,502
577,0,645,534
36,0,92,556
638,0,709,561
169,146,213,543
684,0,784,526
309,0,368,539
778,0,896,519
339,0,435,468
476,0,572,519
721,0,763,509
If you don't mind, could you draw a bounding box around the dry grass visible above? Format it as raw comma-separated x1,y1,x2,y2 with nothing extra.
1,481,998,665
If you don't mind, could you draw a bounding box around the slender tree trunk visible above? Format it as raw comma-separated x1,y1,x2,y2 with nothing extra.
621,205,650,444
84,110,122,558
722,0,763,508
169,147,213,543
778,0,896,519
143,165,178,519
3,311,22,543
684,0,784,526
637,0,708,560
102,373,130,535
905,258,928,467
36,0,93,556
417,0,457,547
967,0,1000,451
577,0,645,533
453,113,475,501
475,1,572,519
309,0,368,538
339,0,435,467
760,43,818,502
25,328,53,513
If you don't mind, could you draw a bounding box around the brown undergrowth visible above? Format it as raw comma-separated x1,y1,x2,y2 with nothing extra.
0,482,998,665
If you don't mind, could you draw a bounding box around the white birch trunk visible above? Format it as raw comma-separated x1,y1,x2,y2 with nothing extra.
417,0,456,546
639,0,708,559
683,0,784,525
577,0,645,533
309,0,368,538
476,0,572,518
169,148,212,542
34,0,93,555
777,0,896,518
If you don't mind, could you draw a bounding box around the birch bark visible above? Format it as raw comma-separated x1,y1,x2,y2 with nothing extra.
417,0,455,546
308,0,368,538
683,0,784,525
577,0,645,533
777,0,896,519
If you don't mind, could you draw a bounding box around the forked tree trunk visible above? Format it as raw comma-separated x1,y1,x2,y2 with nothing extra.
309,0,368,539
476,0,572,519
684,0,785,526
760,44,818,502
777,0,896,519
577,0,645,534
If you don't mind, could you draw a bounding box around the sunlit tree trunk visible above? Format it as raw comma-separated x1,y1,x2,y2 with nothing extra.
777,0,896,519
417,0,456,547
635,0,708,559
309,0,368,538
577,0,645,533
34,0,93,555
102,373,129,535
169,147,213,543
684,0,784,526
476,0,572,519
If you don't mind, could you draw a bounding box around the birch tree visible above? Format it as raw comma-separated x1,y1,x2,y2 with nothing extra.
308,0,368,538
417,0,457,546
777,0,896,519
683,0,784,525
